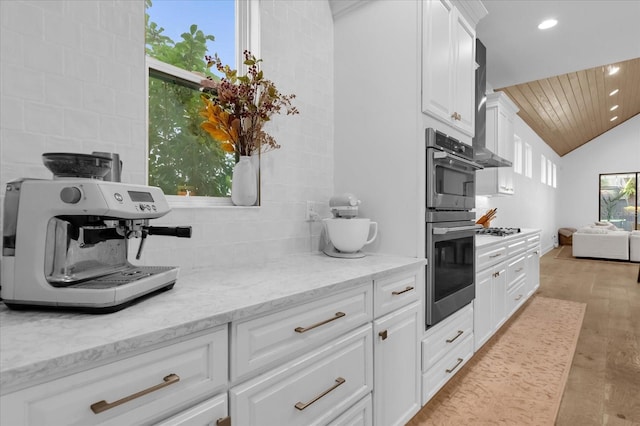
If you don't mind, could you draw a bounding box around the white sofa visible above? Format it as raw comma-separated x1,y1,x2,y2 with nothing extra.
572,223,630,261
630,231,640,262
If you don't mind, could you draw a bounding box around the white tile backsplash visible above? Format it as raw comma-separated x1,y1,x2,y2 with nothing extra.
0,0,334,272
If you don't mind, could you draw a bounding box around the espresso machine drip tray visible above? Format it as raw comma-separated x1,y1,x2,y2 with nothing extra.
66,266,176,289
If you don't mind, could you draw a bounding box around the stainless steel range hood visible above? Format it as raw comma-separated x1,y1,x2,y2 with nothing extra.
472,39,512,168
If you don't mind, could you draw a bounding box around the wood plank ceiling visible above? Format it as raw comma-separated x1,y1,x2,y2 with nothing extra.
496,57,640,157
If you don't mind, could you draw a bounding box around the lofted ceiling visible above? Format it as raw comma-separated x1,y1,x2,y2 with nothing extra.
476,0,640,156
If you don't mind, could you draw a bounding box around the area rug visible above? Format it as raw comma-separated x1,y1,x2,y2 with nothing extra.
407,296,586,426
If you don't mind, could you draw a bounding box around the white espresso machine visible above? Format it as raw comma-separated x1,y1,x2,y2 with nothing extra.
1,153,192,313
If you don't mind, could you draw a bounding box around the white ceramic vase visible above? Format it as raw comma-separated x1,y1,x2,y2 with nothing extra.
231,156,257,206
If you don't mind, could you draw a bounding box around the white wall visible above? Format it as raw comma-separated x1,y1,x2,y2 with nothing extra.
475,114,562,253
557,114,640,230
0,0,334,272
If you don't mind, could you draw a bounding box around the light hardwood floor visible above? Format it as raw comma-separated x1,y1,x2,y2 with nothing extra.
536,247,640,425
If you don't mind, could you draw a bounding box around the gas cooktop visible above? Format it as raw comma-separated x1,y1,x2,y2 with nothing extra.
476,227,521,237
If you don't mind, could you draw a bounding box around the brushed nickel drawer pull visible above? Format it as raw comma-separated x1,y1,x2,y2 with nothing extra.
295,312,346,333
446,330,464,343
295,377,346,410
217,417,231,426
446,358,464,373
379,330,388,340
90,373,180,414
489,253,502,258
392,286,414,296
515,294,523,301
515,267,524,272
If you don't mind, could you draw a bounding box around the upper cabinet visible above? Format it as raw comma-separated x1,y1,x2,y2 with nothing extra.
422,0,477,137
476,91,519,196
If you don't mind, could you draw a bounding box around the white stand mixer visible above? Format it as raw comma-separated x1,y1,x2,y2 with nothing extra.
322,194,377,258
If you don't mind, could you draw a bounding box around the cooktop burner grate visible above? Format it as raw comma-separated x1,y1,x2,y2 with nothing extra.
476,227,521,236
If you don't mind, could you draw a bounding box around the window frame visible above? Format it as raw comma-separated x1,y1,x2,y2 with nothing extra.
144,0,260,208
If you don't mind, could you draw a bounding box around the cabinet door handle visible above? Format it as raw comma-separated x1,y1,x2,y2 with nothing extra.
217,417,231,426
379,330,388,340
295,312,346,333
451,112,461,121
446,358,464,373
515,294,523,301
493,271,501,278
392,286,414,296
515,267,524,273
446,330,464,343
90,373,180,414
294,377,346,410
489,253,502,258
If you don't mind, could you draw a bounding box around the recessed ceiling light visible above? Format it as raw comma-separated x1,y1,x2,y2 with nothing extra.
610,116,618,122
608,65,620,75
610,105,619,111
538,19,558,30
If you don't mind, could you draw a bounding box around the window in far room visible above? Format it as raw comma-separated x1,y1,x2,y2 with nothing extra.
513,135,522,175
524,142,532,178
540,154,547,184
145,0,257,206
599,172,639,231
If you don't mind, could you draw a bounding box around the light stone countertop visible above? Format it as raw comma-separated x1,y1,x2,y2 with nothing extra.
0,252,425,392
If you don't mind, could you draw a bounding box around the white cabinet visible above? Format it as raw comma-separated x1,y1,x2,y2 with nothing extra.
154,394,229,426
421,303,474,404
525,234,541,297
0,327,228,426
373,302,421,426
474,231,541,352
229,325,373,426
231,282,372,382
372,270,421,426
422,0,476,137
476,92,520,196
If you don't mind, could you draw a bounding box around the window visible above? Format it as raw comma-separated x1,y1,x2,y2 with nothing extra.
145,0,257,206
513,135,522,175
599,172,639,231
552,163,557,188
547,158,552,186
524,142,532,178
540,154,546,184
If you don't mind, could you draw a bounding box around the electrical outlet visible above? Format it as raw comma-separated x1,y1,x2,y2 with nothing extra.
305,201,319,221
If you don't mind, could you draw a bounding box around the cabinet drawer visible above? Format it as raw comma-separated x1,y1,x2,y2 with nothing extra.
507,279,527,316
230,325,373,426
507,237,527,257
422,334,474,404
476,245,506,271
231,282,372,381
526,234,540,249
374,270,420,317
506,255,526,289
0,327,227,426
328,394,372,426
422,303,473,371
154,393,228,426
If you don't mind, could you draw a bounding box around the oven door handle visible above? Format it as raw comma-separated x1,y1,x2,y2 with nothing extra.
433,225,479,234
433,151,483,171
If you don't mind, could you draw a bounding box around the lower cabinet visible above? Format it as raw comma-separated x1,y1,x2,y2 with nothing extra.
373,301,421,426
154,393,229,426
473,261,506,351
0,327,228,426
329,394,373,426
421,303,474,404
229,325,373,426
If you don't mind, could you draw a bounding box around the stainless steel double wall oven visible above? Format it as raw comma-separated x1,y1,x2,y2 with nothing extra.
425,128,482,326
